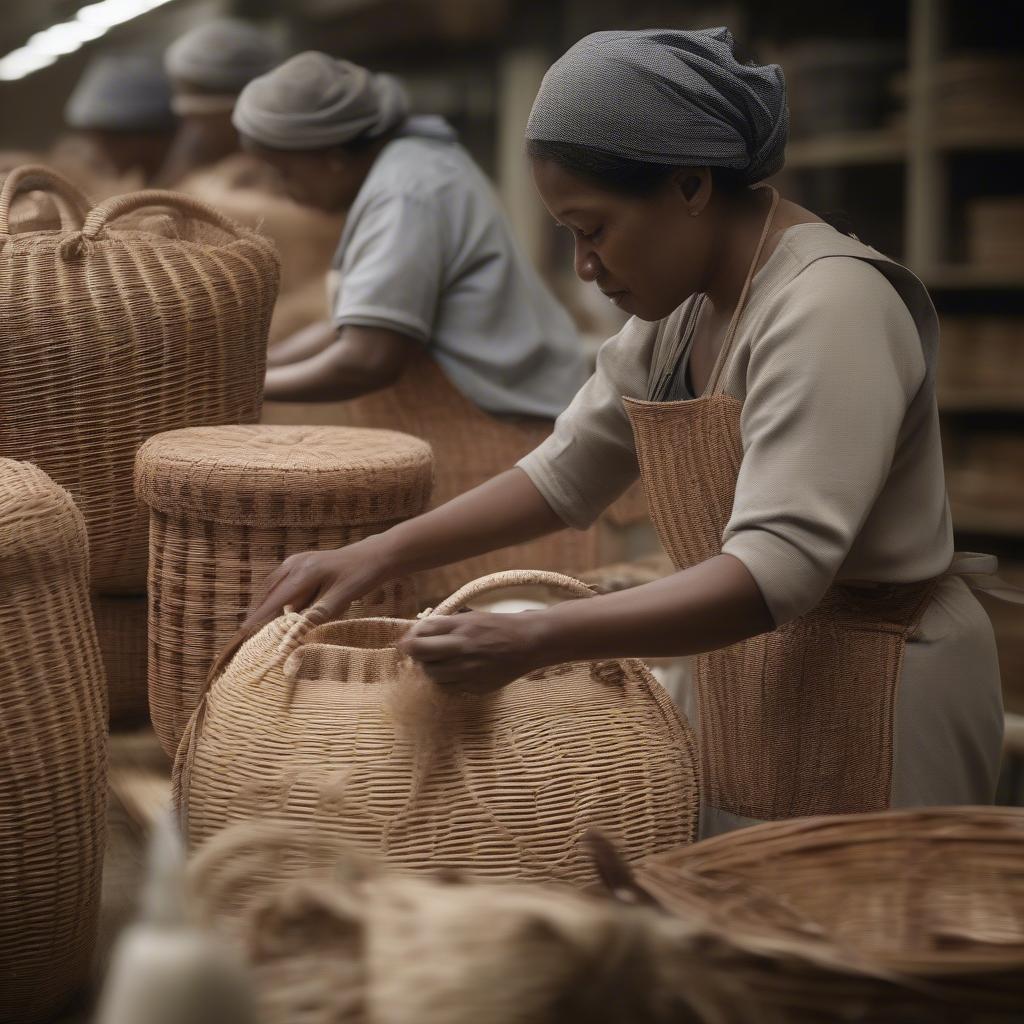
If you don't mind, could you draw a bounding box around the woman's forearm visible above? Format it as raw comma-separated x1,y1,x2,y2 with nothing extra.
534,553,774,662
266,320,337,368
380,468,569,576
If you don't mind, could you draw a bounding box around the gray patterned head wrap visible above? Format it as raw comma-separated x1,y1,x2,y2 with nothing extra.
65,54,174,132
527,27,788,184
165,18,283,93
232,51,409,151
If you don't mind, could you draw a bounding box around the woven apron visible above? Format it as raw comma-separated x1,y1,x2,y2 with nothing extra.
624,191,940,828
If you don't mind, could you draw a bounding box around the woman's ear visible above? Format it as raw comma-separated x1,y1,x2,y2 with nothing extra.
673,168,712,217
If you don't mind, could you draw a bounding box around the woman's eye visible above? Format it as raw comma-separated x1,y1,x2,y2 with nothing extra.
584,226,604,243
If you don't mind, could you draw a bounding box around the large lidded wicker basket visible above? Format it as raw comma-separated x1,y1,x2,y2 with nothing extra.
0,164,279,593
636,808,1024,1022
174,570,701,887
0,459,107,1024
137,424,434,757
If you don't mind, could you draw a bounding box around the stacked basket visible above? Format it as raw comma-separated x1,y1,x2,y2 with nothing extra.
0,164,279,726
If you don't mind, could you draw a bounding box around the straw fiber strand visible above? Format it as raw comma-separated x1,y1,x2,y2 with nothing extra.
176,569,700,887
0,165,278,592
0,459,107,1023
637,808,1024,1020
91,593,149,726
262,350,602,600
186,821,728,1024
626,394,935,821
138,424,433,756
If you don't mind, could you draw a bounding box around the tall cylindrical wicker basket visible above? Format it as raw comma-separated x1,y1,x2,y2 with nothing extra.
0,459,108,1023
174,569,701,887
0,164,279,593
136,424,434,757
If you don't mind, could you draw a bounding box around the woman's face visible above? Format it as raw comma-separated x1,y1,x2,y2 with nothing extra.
531,158,716,321
241,139,365,211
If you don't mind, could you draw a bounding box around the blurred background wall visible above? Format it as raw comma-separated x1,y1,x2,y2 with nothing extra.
1,0,1023,706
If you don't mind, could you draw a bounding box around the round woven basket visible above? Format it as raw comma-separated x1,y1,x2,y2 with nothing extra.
91,593,149,727
636,808,1024,1020
174,569,701,887
0,459,107,1023
0,164,279,593
136,424,434,757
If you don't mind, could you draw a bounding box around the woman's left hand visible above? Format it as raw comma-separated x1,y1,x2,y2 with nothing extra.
397,611,552,693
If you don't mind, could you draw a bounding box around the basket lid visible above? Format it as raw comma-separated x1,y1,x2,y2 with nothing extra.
135,425,433,526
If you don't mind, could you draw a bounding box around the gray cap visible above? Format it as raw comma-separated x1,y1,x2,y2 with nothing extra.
65,53,174,132
527,27,789,185
233,51,409,151
165,18,284,93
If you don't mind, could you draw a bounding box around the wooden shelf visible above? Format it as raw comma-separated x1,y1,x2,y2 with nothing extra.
939,389,1024,413
923,265,1024,289
938,123,1024,152
951,502,1024,537
785,130,907,168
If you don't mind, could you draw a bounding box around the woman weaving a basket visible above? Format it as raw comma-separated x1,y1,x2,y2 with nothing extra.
243,28,1013,837
232,52,583,421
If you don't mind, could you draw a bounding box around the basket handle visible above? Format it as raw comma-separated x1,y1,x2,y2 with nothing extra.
429,570,596,616
63,189,245,255
0,164,90,234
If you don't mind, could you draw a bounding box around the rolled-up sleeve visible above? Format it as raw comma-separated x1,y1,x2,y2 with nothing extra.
721,259,926,626
332,193,443,342
517,317,656,529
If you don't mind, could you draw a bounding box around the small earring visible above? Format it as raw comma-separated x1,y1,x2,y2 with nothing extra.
690,209,700,217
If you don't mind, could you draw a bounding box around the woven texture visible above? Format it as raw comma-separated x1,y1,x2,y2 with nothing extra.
626,394,936,821
262,350,602,601
92,593,149,726
175,569,700,886
0,459,107,1023
0,164,279,592
637,808,1024,1021
137,424,433,757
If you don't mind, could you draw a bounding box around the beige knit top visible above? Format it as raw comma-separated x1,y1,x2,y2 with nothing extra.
518,222,954,626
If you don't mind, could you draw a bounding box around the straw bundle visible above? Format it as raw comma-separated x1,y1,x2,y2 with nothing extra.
137,424,433,757
175,569,700,887
263,350,603,600
0,164,279,592
92,593,149,726
187,821,725,1024
0,459,108,1023
637,808,1024,1021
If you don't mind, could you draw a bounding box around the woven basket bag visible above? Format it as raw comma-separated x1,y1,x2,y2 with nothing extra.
137,424,434,757
174,569,700,887
0,164,279,593
636,808,1024,1021
91,593,149,726
0,459,107,1023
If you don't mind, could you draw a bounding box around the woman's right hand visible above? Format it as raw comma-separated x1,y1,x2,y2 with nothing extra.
238,533,397,638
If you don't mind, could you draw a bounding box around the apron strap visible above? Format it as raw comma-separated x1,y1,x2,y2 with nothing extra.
948,551,1024,604
707,185,782,396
